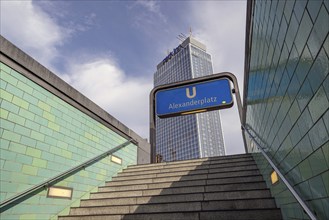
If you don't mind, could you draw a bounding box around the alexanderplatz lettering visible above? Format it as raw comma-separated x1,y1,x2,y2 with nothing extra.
155,78,233,118
169,97,218,109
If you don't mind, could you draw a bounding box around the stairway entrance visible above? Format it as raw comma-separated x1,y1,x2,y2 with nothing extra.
58,154,282,220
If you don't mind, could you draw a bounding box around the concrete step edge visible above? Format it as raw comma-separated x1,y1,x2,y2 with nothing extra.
125,157,254,172
106,169,260,185
91,188,271,200
99,180,266,192
105,174,263,187
81,193,275,207
95,182,267,198
118,162,257,177
101,176,265,193
71,200,277,210
127,154,253,169
68,200,278,216
59,209,282,220
114,165,259,181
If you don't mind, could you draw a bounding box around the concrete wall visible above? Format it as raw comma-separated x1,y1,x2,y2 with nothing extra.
244,1,328,219
0,36,150,219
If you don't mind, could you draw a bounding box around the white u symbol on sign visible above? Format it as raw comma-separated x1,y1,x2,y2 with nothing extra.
186,87,196,99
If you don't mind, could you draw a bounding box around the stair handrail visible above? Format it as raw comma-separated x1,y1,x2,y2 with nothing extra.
242,124,317,220
0,139,134,212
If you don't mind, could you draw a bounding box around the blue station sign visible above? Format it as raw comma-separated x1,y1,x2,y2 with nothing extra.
155,78,233,118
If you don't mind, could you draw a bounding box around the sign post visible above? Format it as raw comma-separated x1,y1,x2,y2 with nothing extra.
150,72,244,163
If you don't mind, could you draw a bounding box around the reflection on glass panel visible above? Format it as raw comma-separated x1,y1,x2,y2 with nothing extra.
246,0,328,218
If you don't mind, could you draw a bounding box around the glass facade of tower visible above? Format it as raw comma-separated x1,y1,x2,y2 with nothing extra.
244,0,328,219
154,37,225,162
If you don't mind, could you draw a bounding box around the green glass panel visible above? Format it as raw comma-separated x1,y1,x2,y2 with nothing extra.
308,148,328,176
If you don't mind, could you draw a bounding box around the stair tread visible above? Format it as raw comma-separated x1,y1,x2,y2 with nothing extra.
71,198,276,213
100,175,264,192
97,181,267,194
69,200,278,214
90,188,271,200
81,195,276,207
126,153,253,169
116,163,258,179
125,157,255,172
111,166,260,182
59,209,282,220
106,170,261,186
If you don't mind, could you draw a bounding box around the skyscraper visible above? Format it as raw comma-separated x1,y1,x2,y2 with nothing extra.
154,37,225,162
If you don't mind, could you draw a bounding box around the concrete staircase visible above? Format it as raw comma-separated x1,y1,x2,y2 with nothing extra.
58,154,282,220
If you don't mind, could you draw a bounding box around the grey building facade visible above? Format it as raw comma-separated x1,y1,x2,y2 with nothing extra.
154,37,225,162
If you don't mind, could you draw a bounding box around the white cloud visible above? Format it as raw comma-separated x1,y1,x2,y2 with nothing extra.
130,0,167,30
190,1,246,83
1,0,151,139
136,0,160,13
0,0,248,151
64,58,152,139
190,1,247,155
0,0,68,69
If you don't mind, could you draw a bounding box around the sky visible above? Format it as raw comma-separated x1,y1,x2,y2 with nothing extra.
1,0,247,155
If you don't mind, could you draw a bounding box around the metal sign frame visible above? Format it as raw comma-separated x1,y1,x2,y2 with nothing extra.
150,72,244,163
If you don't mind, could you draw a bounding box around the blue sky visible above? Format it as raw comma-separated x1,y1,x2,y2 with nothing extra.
1,0,247,155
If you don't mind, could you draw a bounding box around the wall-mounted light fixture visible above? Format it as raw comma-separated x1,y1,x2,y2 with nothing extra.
111,155,122,165
47,186,73,199
271,170,279,185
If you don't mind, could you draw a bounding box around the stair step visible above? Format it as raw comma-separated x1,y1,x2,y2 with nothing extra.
203,189,271,200
59,215,122,220
126,153,253,169
84,183,269,206
102,180,207,192
202,198,277,210
125,156,254,172
102,175,264,192
206,175,263,185
82,193,203,206
69,196,276,216
207,169,260,179
199,209,283,220
127,157,208,169
59,213,198,220
98,181,266,195
91,186,270,200
59,209,282,220
106,169,260,186
81,197,138,206
113,164,258,181
118,160,256,177
99,184,204,196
